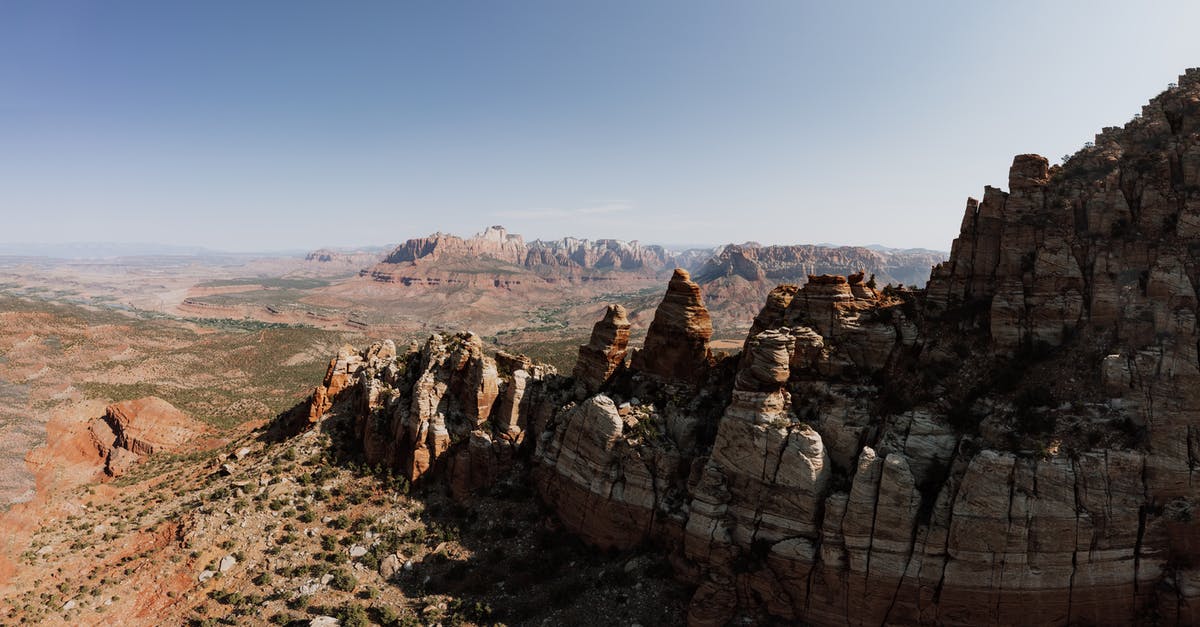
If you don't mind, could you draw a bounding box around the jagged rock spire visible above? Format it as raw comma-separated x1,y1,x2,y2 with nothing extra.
630,268,713,384
572,304,631,393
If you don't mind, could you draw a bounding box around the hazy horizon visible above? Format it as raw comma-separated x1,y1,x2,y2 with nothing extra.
0,231,949,259
4,1,1200,252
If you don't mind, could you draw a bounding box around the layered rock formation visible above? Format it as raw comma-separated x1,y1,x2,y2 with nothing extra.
367,225,944,291
693,242,942,288
630,269,714,385
379,226,528,267
364,225,674,287
308,72,1200,625
90,397,203,477
691,243,944,331
307,333,558,496
572,304,631,394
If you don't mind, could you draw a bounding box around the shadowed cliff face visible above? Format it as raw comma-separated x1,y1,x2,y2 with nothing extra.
306,70,1200,626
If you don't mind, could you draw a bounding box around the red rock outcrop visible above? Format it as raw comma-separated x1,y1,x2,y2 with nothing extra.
103,397,199,457
630,269,714,385
572,304,631,394
308,344,367,424
305,334,557,495
91,397,203,476
533,395,665,549
745,284,798,339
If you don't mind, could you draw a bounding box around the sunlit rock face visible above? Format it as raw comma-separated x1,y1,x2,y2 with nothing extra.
572,304,631,395
630,268,714,385
317,70,1200,626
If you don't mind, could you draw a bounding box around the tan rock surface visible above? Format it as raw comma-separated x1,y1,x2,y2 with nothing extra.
630,269,714,385
103,397,199,457
572,304,631,393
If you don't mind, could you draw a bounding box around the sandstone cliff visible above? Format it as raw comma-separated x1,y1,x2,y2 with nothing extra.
306,72,1200,625
364,225,673,287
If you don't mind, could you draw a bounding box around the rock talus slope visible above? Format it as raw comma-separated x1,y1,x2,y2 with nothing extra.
308,72,1200,625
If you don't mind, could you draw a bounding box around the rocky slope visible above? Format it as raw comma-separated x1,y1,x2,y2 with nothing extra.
307,70,1200,625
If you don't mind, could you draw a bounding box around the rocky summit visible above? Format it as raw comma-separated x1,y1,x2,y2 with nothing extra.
302,70,1200,625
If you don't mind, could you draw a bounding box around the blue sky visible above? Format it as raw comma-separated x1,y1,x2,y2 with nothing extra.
2,1,1199,252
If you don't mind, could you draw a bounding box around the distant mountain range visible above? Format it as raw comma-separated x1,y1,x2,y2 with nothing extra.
336,226,946,332
351,225,945,288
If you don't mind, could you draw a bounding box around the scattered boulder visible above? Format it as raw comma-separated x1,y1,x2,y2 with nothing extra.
379,553,405,580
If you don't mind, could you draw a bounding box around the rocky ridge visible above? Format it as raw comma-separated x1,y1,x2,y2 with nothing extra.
629,269,714,385
364,225,673,287
305,72,1200,625
363,224,942,293
693,242,941,287
305,248,385,268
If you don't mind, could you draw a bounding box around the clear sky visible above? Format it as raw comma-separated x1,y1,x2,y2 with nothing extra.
3,1,1200,252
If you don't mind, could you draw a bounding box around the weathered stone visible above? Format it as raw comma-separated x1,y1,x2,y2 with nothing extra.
630,269,713,384
379,553,405,580
103,397,198,457
324,81,1200,625
573,304,631,393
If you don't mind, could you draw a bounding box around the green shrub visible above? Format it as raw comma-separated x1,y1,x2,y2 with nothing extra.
336,603,369,627
329,569,357,592
370,604,402,626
